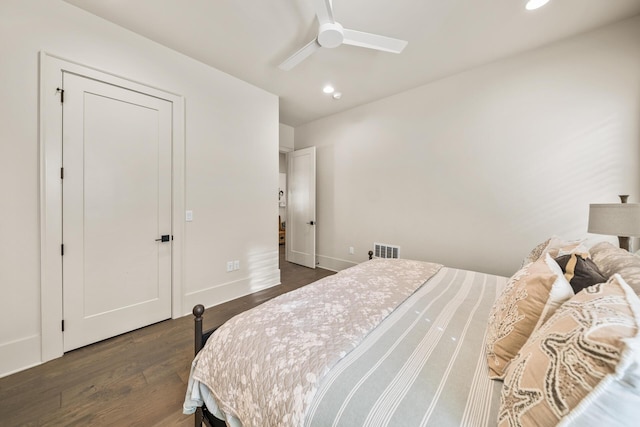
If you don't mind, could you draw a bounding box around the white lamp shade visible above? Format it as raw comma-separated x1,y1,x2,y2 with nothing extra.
588,203,640,237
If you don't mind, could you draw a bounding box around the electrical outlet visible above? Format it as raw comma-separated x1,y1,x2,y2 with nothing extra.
233,260,240,270
226,261,233,272
349,246,354,255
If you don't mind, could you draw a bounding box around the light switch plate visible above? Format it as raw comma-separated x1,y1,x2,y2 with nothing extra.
186,210,193,222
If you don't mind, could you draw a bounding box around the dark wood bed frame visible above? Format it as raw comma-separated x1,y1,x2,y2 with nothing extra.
192,304,226,427
190,251,374,426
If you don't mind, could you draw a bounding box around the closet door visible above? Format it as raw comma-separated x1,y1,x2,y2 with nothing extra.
62,71,172,351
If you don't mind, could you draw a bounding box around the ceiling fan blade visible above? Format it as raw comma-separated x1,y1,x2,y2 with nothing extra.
278,39,321,71
312,0,335,24
342,29,408,53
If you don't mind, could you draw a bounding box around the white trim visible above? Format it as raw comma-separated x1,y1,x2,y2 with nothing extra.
0,335,41,379
316,254,359,272
182,272,281,313
39,52,185,363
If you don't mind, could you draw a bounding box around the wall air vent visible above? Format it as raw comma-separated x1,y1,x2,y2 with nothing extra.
373,242,400,259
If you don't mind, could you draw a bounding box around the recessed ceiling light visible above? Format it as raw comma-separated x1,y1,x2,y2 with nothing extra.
525,0,550,10
332,92,342,100
323,85,335,94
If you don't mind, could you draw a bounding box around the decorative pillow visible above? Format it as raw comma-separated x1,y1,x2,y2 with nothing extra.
485,254,574,379
554,253,607,294
521,236,587,267
521,238,551,266
590,241,640,294
498,274,640,427
543,236,588,258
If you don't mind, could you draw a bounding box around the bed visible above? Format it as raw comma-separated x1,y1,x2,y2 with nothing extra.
184,239,640,427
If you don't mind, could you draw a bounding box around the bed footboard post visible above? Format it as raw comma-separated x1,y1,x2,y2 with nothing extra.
195,407,203,427
193,304,206,426
193,304,205,356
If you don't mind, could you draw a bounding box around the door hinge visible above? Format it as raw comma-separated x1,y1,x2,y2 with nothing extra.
61,320,65,332
60,167,64,179
61,244,64,256
56,87,65,103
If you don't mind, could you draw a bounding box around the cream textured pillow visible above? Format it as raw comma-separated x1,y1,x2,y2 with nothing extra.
521,238,551,267
521,236,587,267
498,274,640,427
485,254,574,379
542,236,588,259
590,241,640,294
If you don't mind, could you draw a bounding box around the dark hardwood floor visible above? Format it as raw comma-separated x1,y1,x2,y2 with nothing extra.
0,246,334,426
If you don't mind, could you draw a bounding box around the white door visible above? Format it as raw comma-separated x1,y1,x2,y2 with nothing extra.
62,72,172,351
286,147,316,268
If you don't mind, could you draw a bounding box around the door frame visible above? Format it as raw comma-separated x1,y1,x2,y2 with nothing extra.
39,52,185,362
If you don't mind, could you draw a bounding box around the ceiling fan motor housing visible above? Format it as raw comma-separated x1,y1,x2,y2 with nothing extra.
318,22,344,48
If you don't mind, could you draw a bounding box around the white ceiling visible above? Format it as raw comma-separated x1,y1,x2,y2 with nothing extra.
63,0,640,127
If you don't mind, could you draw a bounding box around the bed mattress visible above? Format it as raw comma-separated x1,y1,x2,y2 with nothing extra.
184,263,507,427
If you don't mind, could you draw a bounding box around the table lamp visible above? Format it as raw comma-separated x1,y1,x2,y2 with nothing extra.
588,195,640,251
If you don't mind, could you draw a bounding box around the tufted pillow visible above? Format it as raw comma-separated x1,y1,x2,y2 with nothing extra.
498,274,640,427
485,254,574,379
590,241,640,294
554,253,607,294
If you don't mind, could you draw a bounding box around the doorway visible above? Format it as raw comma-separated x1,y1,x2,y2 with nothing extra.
279,153,287,254
40,53,185,362
286,147,316,268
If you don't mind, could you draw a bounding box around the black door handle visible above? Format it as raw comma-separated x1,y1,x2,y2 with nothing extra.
155,235,171,242
307,221,315,225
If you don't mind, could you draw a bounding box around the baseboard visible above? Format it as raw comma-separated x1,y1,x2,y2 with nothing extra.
182,268,281,316
316,254,359,272
0,334,42,378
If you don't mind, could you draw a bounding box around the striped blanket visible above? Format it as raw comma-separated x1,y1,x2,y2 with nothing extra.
305,267,507,427
184,264,507,427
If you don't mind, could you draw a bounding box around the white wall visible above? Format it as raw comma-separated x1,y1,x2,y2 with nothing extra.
279,123,294,153
0,0,279,377
296,16,640,277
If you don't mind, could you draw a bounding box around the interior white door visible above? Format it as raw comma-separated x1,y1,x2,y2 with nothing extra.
286,147,316,268
62,72,172,351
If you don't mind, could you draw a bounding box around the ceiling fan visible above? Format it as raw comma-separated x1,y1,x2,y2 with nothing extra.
279,0,408,71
